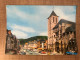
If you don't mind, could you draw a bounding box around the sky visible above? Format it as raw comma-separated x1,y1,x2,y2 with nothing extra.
6,5,76,39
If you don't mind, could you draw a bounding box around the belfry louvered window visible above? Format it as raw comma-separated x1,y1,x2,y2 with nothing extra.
56,18,57,23
53,17,54,22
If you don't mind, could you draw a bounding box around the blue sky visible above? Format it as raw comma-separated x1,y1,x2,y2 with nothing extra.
6,5,76,39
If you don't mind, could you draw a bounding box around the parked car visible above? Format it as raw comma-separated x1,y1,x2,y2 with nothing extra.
41,51,46,54
39,51,42,53
29,51,33,54
20,52,26,55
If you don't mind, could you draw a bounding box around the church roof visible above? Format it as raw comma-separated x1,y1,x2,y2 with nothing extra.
53,19,75,30
48,11,58,19
65,26,75,33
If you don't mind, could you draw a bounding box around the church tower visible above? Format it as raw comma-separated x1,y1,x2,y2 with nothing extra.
48,11,58,48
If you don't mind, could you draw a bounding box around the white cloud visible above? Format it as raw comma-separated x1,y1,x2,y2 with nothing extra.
54,6,76,22
10,24,35,33
9,24,36,39
7,6,76,23
12,30,28,39
6,6,41,22
7,6,28,19
39,32,48,36
6,6,53,25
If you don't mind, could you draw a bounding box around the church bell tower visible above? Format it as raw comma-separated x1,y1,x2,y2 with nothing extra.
48,11,58,48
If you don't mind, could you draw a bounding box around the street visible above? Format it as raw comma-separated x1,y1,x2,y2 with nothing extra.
19,47,63,55
19,47,47,55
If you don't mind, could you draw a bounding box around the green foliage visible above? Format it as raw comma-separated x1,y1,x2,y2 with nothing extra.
19,36,48,45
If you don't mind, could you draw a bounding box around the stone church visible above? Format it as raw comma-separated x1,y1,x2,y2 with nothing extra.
48,11,78,54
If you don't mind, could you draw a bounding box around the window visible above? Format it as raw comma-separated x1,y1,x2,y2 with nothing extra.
56,18,57,23
53,17,54,22
54,35,55,37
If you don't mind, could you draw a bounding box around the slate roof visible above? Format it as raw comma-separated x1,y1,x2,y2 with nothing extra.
65,26,75,33
48,11,58,19
53,19,75,30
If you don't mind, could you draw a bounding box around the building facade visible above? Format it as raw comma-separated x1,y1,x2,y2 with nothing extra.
48,11,78,54
6,30,20,54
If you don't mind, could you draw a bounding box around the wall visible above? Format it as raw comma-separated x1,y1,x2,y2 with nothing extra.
0,0,80,60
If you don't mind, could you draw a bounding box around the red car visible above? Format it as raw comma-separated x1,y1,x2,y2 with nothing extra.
41,51,46,54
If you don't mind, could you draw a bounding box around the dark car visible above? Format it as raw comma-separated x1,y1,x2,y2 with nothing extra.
20,52,26,55
39,51,42,53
